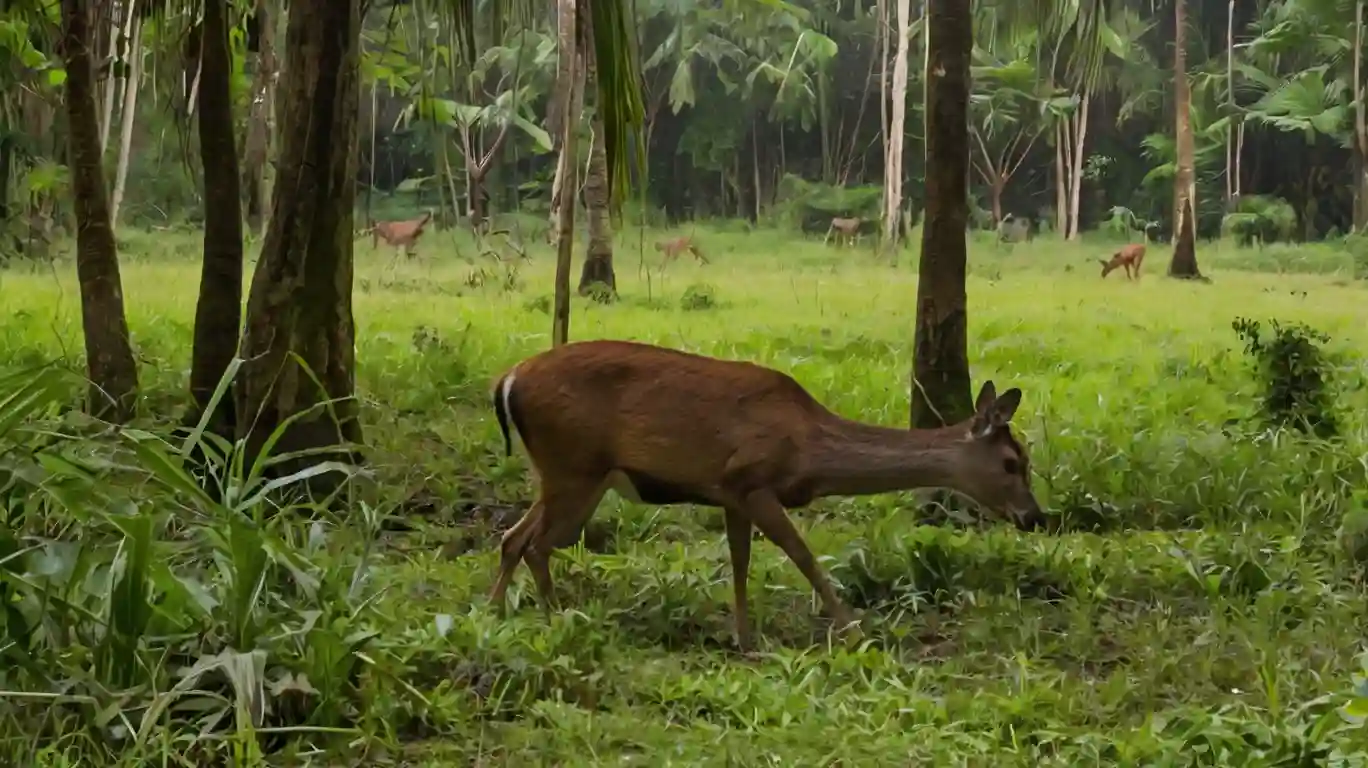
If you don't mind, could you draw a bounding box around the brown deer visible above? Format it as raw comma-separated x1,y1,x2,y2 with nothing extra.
370,210,434,258
824,217,862,246
653,236,709,270
1100,243,1145,280
488,340,1044,652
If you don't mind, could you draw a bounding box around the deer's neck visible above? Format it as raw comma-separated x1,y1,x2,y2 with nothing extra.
804,417,964,498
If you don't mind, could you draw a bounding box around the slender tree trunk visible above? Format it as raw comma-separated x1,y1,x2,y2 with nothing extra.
1066,94,1088,240
548,58,584,243
551,0,579,346
1226,0,1235,205
578,112,616,296
109,12,141,227
244,0,276,235
911,0,973,429
237,0,363,475
1053,128,1066,236
883,0,911,246
1169,0,1202,278
61,0,139,422
1352,0,1368,232
190,0,244,439
98,1,123,155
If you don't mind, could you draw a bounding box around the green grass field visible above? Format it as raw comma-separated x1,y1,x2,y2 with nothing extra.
3,225,1368,765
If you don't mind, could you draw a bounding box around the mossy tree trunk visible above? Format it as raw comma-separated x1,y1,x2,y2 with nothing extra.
60,0,139,422
189,0,244,439
578,108,616,297
236,0,363,474
910,0,973,429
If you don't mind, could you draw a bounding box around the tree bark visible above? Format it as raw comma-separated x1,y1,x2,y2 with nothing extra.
551,0,579,347
236,0,363,474
1066,94,1089,240
190,0,244,439
883,0,911,245
244,0,276,236
547,50,584,243
578,111,616,296
911,0,973,429
1169,0,1202,278
109,10,141,228
60,0,139,422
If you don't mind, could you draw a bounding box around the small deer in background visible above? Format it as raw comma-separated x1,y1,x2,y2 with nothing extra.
370,210,434,259
824,217,862,246
1100,243,1146,280
488,340,1044,652
654,235,709,270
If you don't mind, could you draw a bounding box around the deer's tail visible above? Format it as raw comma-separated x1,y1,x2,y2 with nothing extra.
492,368,522,457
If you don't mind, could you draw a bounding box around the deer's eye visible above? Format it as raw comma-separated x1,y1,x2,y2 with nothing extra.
1003,458,1020,475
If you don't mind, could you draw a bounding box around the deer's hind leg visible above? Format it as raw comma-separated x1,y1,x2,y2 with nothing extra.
489,471,610,614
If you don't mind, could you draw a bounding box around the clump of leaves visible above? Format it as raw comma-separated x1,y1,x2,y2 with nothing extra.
1231,317,1338,437
524,294,552,315
679,283,718,311
581,281,617,305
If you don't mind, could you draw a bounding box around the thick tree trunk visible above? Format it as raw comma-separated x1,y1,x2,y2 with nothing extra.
109,12,141,228
578,112,616,296
551,0,579,346
190,0,245,439
236,0,363,474
883,0,911,245
911,0,973,429
1169,0,1202,278
61,0,139,422
244,0,276,235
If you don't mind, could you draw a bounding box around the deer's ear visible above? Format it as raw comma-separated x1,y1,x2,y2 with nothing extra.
992,388,1023,424
973,381,997,415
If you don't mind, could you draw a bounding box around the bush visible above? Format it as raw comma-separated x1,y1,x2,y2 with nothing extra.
1231,317,1338,437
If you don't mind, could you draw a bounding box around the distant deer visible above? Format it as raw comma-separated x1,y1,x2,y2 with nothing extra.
1100,243,1145,280
824,217,862,246
370,210,434,259
654,235,709,270
488,340,1044,652
996,214,1032,244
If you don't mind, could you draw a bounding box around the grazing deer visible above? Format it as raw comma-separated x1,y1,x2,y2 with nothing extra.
370,210,434,258
654,236,709,270
824,217,862,246
488,340,1044,652
1100,243,1145,280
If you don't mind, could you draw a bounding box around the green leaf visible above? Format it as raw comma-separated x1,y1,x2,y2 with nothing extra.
669,59,696,114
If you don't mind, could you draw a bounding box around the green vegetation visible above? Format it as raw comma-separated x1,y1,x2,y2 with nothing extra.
4,228,1368,764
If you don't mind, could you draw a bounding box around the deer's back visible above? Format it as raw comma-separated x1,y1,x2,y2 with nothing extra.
507,340,825,476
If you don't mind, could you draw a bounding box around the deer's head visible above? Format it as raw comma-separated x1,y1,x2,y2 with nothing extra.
951,381,1045,530
1099,257,1118,277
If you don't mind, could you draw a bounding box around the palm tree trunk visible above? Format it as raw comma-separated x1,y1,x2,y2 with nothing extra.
1169,0,1202,278
190,0,244,439
61,0,139,422
551,0,579,346
911,0,973,429
109,12,141,228
237,0,363,478
883,0,911,246
578,111,616,297
244,0,277,236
